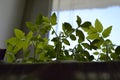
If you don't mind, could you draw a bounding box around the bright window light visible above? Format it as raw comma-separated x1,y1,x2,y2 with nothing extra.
49,6,120,47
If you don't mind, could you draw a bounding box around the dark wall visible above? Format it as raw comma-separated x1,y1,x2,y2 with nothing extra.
21,0,53,32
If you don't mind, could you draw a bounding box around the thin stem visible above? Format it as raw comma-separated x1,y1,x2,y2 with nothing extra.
51,27,60,61
32,41,36,63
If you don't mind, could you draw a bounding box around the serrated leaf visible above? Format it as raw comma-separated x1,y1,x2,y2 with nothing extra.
95,19,103,32
70,34,76,41
50,13,57,25
76,16,82,27
102,26,112,38
14,29,25,39
87,33,99,40
63,39,70,45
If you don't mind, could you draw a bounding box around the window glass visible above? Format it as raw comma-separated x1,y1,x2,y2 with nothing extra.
49,1,120,47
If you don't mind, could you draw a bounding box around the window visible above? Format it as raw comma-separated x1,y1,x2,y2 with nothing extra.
49,0,120,47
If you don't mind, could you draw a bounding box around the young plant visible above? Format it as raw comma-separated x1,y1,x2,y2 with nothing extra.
4,13,120,63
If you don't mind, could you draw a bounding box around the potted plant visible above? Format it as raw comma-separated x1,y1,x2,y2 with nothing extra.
3,13,120,63
1,13,120,80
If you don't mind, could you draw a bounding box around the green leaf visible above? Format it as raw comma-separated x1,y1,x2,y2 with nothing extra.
13,40,23,53
14,29,25,39
76,29,85,42
6,37,18,46
111,53,119,60
91,38,104,48
102,26,112,38
43,16,50,23
62,22,73,33
93,52,99,55
23,50,30,58
39,52,46,61
82,43,91,50
77,44,83,51
70,34,76,41
87,33,99,40
23,41,29,50
88,26,97,34
95,19,103,32
88,55,94,61
36,14,43,25
51,37,57,42
26,31,33,40
81,21,91,28
51,30,55,35
99,53,107,60
76,16,82,27
4,53,15,62
83,50,90,57
64,50,69,56
63,39,70,45
50,13,57,25
26,22,38,32
41,24,51,34
115,46,120,55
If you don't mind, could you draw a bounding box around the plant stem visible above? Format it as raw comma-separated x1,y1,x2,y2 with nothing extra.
32,41,36,63
51,27,61,61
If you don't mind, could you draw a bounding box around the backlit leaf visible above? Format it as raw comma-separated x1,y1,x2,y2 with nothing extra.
82,43,91,50
95,19,103,32
63,39,70,45
93,52,99,55
76,29,85,42
5,53,15,62
76,16,82,27
50,13,57,25
26,22,38,32
26,31,33,40
102,26,112,38
70,34,76,41
14,29,25,39
87,33,99,40
62,22,73,33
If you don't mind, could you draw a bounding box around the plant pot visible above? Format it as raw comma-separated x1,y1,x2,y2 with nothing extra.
0,61,120,80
